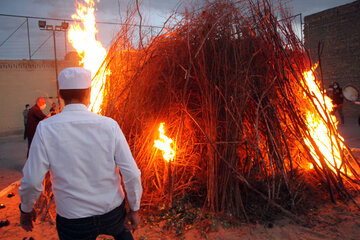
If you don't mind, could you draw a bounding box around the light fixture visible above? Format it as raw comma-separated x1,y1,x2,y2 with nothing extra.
61,22,69,30
38,20,46,29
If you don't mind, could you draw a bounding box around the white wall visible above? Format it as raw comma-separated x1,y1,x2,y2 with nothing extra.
0,60,78,135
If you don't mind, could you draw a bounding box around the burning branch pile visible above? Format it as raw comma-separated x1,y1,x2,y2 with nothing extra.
97,0,360,220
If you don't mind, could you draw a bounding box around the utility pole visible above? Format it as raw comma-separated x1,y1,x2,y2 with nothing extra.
52,30,59,104
38,21,69,106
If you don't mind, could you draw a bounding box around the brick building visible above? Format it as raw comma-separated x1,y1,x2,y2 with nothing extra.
304,0,360,118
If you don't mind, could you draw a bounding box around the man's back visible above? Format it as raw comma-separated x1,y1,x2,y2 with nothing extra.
22,104,141,219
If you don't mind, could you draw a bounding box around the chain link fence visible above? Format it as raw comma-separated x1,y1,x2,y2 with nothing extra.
0,13,303,60
0,14,163,60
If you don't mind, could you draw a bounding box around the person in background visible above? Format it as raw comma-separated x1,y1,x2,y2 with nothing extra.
49,102,57,116
23,104,30,140
19,67,142,240
329,82,345,124
26,97,47,155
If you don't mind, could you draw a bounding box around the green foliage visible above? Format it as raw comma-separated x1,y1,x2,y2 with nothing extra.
143,196,239,236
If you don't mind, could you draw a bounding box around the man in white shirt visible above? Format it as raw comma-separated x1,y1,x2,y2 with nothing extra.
19,67,142,240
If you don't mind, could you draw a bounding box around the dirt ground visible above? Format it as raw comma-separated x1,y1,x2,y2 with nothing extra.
1,183,360,240
1,119,360,240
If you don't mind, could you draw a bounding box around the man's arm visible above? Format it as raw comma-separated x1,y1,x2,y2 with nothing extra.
18,124,50,231
114,123,142,211
33,107,47,121
113,122,142,229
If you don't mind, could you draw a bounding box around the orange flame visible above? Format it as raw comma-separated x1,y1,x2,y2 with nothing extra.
154,123,175,162
68,0,108,113
302,65,347,174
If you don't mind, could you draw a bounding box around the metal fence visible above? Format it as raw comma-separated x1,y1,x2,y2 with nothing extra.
0,13,303,61
0,13,162,60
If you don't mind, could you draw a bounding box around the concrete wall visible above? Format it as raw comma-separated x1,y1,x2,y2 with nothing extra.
0,60,78,136
304,0,360,118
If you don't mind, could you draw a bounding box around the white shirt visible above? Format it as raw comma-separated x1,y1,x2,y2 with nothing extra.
19,104,142,219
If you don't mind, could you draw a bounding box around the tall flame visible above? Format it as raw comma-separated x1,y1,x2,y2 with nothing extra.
302,65,346,174
154,123,175,162
68,0,108,113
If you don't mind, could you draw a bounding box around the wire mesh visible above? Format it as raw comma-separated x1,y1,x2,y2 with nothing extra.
0,14,164,60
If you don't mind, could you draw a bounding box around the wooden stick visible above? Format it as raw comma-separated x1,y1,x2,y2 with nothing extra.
0,180,19,198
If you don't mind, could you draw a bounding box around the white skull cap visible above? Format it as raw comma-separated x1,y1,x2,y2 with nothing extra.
58,67,92,89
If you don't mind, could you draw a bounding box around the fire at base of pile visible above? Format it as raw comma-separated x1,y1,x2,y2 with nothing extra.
96,0,360,222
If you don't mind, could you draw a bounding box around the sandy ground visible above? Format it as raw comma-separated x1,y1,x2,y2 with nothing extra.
0,134,27,191
1,118,360,239
1,187,360,240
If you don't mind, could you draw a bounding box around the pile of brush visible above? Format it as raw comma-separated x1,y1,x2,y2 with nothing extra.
96,0,360,221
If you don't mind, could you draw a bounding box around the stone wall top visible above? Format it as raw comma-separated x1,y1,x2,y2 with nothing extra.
0,59,79,71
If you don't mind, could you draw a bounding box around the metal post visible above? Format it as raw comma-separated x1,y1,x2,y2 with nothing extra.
64,29,67,56
300,13,303,44
26,17,31,60
52,30,60,106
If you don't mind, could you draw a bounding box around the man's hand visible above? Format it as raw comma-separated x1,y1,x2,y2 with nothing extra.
125,210,140,233
20,207,37,232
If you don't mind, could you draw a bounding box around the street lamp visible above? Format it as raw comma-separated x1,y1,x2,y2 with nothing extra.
38,20,69,106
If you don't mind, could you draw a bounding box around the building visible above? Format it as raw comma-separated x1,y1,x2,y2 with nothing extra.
0,58,79,136
304,0,360,118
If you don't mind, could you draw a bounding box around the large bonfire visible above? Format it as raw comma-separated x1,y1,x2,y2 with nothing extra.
72,0,360,222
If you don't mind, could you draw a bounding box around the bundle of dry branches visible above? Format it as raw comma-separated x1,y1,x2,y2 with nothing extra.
96,0,360,221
